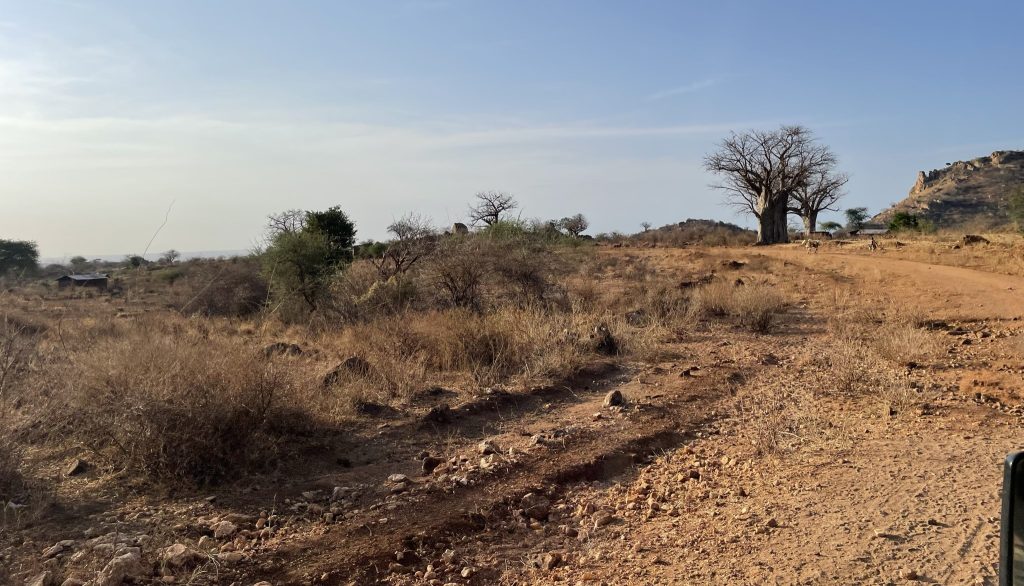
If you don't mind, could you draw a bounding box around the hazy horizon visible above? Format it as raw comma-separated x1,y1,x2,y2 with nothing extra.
1,0,1022,257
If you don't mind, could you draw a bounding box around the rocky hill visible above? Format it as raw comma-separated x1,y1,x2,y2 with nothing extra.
873,150,1024,229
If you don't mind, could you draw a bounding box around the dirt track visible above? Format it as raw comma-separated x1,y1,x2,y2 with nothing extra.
237,246,1024,585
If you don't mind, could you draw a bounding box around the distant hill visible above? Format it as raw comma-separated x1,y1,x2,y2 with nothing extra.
873,150,1024,229
634,218,755,246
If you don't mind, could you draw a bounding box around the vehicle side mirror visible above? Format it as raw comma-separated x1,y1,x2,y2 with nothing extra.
1002,452,1024,585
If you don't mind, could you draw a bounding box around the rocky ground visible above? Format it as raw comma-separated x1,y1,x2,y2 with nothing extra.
5,243,1024,585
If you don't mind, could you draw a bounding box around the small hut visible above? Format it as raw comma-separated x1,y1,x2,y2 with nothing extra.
56,273,109,290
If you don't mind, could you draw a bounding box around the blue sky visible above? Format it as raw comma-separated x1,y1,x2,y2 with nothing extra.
1,0,1022,257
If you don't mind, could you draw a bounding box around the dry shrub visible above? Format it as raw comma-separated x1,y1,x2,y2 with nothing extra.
49,323,314,484
691,280,786,332
690,280,734,317
871,323,941,364
0,436,24,507
736,371,851,456
333,306,593,397
176,258,269,317
731,285,786,333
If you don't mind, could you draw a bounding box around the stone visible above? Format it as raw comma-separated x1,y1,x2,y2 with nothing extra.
25,572,53,586
541,552,562,571
521,493,551,521
217,551,244,564
388,474,410,484
322,356,372,387
212,520,238,539
421,455,444,474
64,458,88,477
42,540,75,558
603,390,624,408
197,536,215,550
423,404,453,425
477,440,500,455
593,511,615,528
162,543,201,568
94,551,144,586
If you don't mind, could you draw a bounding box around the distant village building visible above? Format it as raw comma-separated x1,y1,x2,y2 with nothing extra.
56,273,109,290
850,224,890,237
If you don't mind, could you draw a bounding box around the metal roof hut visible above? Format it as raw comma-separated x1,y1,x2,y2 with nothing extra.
56,273,109,290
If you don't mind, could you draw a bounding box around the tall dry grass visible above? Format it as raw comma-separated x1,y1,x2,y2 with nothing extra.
691,280,787,333
38,320,321,484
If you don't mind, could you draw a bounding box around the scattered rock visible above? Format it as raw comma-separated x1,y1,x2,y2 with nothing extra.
477,440,501,455
593,511,615,528
541,552,563,571
197,536,215,550
25,572,53,586
423,403,453,425
162,543,201,568
217,551,244,564
94,551,144,586
388,474,410,484
42,540,75,559
211,521,238,539
421,455,444,474
64,458,88,477
521,493,551,520
603,389,624,408
322,356,372,388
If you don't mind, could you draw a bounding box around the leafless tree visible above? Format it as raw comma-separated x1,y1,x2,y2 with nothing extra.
789,168,849,234
704,125,837,245
558,213,589,238
266,209,306,236
371,213,437,278
468,191,518,226
641,222,652,232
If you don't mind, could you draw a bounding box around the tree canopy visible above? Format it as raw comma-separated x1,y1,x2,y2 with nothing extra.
705,125,839,244
0,240,39,275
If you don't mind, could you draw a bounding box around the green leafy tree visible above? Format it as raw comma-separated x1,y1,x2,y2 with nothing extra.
69,255,89,271
263,230,335,310
844,207,869,231
306,206,356,263
1009,186,1024,231
263,206,358,312
0,240,39,275
819,221,843,233
888,212,920,232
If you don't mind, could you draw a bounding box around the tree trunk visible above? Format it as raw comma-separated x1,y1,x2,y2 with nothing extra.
802,211,818,235
756,202,790,245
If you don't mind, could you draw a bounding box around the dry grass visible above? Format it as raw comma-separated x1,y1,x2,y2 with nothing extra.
691,280,787,332
39,319,320,484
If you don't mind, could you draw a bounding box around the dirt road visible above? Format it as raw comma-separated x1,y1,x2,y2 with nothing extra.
245,246,1024,585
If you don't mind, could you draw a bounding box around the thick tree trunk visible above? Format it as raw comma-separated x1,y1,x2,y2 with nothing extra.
802,211,818,235
756,202,790,245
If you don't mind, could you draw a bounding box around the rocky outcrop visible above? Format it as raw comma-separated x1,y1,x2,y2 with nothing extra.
875,150,1024,229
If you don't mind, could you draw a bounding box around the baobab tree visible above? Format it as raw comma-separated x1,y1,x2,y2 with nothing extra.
558,213,589,238
468,191,518,226
789,167,849,234
704,125,838,245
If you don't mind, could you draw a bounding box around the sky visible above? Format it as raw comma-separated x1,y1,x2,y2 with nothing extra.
0,0,1022,259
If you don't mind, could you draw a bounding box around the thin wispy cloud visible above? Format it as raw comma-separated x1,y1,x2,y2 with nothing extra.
646,79,718,101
